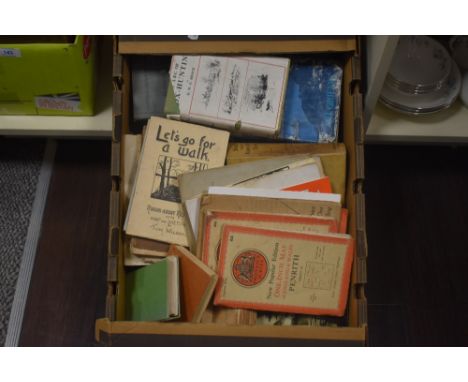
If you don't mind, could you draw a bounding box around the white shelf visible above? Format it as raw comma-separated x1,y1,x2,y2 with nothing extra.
365,35,468,144
0,105,112,138
0,37,113,138
366,100,468,144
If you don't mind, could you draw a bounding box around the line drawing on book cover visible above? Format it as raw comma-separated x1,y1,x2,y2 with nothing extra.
243,74,274,113
151,155,208,203
222,64,241,114
200,58,222,107
239,63,284,127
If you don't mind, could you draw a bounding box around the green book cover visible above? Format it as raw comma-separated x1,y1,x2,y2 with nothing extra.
163,80,180,116
126,257,179,321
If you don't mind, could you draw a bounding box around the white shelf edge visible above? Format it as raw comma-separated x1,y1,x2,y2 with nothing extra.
0,109,112,138
366,100,468,144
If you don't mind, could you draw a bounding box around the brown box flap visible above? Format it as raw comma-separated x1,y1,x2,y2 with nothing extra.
111,142,120,178
95,318,366,346
118,36,357,55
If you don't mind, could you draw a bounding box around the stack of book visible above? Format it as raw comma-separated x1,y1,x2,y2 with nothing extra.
122,54,351,327
134,54,343,143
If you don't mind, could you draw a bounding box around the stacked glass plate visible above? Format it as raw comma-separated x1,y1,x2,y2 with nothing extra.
380,36,462,115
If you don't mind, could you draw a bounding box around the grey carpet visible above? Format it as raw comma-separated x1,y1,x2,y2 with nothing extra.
0,138,45,346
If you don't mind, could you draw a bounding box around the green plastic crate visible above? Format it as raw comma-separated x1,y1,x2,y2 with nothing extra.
0,35,96,116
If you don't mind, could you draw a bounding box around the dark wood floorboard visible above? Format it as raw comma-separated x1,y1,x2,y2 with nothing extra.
19,140,110,346
365,144,468,346
17,140,468,346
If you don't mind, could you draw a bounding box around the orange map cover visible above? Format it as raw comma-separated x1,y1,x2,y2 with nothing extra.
202,210,338,271
282,176,332,193
214,225,354,316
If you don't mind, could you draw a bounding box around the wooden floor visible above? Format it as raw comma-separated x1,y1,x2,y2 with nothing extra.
18,140,468,346
366,144,468,346
19,140,110,346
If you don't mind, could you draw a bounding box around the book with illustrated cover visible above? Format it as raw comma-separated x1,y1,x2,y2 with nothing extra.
280,63,343,143
201,210,338,271
214,225,354,317
168,55,290,138
124,117,230,246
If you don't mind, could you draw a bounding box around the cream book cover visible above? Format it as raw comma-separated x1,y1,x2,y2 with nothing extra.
233,158,324,190
178,153,316,203
226,142,347,201
214,225,354,316
124,117,230,246
169,55,290,137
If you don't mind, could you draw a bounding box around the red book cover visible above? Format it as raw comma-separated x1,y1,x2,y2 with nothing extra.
214,225,354,317
202,210,338,271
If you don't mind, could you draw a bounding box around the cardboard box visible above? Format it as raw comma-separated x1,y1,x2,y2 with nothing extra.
0,36,96,116
95,36,368,346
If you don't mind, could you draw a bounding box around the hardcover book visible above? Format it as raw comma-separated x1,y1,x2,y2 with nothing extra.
132,56,170,123
168,55,290,137
214,226,354,316
124,237,163,267
168,245,218,323
125,256,180,321
129,237,170,258
124,117,230,246
280,63,343,143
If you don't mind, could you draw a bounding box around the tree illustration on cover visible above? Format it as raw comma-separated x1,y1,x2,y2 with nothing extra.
282,63,343,143
245,74,271,111
151,156,207,203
